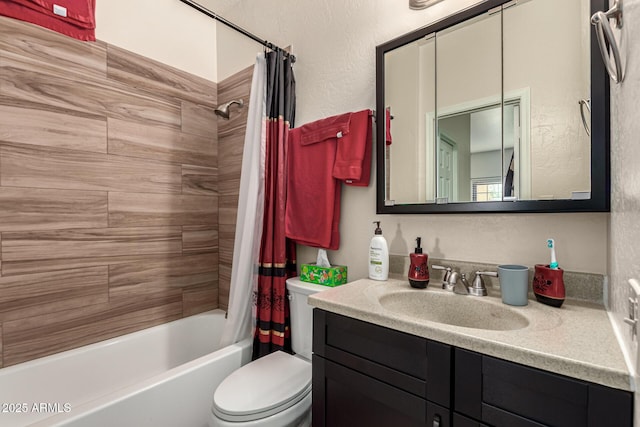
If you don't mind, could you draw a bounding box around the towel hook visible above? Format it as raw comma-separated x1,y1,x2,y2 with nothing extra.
591,0,624,83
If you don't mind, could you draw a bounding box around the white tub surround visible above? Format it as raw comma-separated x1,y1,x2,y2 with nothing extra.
308,278,632,391
0,310,252,427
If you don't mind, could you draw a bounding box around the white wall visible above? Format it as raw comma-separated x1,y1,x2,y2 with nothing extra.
215,21,263,82
95,0,217,82
214,0,608,281
607,0,640,422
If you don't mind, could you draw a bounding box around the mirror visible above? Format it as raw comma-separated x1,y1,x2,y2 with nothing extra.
376,0,610,214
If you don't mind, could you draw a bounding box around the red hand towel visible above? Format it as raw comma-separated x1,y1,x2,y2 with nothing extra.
0,0,96,41
385,107,393,145
332,109,373,187
285,114,351,250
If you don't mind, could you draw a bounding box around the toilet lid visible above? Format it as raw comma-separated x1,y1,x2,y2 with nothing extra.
213,351,312,422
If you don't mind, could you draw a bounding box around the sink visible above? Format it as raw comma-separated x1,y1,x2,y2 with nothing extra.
377,289,530,331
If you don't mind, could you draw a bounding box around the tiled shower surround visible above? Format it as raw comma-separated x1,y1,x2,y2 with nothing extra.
0,17,229,367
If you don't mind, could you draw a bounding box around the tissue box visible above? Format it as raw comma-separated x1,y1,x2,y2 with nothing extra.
300,263,347,287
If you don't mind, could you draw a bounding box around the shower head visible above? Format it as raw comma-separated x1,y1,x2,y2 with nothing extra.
215,99,244,120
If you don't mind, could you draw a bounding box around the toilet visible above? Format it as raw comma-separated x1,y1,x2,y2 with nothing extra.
209,277,327,427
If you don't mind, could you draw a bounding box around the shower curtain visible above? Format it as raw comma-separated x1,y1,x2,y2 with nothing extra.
219,51,297,359
253,50,297,359
219,54,266,348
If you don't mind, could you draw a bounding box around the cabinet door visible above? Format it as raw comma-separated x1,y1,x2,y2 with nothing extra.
482,403,548,427
454,348,482,420
313,355,428,427
587,383,633,427
428,401,452,427
453,412,489,427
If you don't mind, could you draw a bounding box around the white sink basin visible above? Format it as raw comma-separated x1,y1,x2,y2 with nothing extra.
377,289,530,331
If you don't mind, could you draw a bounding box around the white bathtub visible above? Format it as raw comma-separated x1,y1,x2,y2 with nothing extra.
0,310,252,427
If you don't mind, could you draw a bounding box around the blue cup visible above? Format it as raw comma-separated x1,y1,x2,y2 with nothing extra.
498,265,529,306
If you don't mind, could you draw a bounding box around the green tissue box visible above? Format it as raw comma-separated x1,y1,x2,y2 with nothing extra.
300,264,347,287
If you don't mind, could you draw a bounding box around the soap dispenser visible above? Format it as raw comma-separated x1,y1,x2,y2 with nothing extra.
408,237,429,288
369,221,389,281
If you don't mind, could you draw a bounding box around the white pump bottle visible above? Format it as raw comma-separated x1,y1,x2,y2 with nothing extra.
369,221,389,281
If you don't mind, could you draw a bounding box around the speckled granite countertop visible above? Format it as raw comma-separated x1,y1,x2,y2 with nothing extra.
308,278,633,391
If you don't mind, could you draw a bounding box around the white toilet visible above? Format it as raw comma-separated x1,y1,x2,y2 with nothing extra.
209,277,327,427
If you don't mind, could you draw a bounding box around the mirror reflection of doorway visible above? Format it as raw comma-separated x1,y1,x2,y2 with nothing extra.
432,91,530,203
437,134,457,202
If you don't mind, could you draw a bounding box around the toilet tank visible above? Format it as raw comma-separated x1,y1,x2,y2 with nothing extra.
286,278,328,360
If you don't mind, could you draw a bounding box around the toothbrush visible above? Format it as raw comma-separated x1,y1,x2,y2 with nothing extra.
547,238,558,269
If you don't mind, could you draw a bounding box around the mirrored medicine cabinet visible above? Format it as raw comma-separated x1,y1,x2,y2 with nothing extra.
375,0,610,214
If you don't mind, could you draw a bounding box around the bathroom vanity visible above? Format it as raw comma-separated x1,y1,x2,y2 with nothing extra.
309,279,633,427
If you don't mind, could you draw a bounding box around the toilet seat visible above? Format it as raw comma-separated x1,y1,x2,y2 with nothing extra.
212,351,311,423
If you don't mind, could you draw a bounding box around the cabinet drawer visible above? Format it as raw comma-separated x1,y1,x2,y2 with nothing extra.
454,349,632,427
483,356,588,427
313,310,451,406
314,310,427,378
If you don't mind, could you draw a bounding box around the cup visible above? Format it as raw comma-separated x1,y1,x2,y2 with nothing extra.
497,265,529,306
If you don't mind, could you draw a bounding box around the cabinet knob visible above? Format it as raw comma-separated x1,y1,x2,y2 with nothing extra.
432,414,441,427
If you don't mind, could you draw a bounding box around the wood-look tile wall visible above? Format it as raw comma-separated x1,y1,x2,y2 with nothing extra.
217,66,253,310
0,17,220,367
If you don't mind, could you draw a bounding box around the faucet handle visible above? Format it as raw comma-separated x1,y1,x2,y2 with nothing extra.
476,271,498,277
432,264,451,278
469,271,494,296
433,265,455,291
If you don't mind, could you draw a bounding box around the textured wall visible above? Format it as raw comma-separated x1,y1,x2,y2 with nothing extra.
215,0,608,282
608,0,640,422
0,17,219,367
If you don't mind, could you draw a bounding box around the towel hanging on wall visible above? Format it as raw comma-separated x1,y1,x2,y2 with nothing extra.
332,109,373,187
0,0,96,41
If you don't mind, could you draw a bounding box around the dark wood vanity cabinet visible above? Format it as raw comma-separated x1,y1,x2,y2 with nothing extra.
312,310,633,427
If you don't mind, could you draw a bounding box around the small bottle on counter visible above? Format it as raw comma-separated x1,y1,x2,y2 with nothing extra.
369,221,389,281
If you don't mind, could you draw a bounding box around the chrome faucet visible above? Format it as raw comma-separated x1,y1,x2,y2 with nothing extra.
451,271,498,296
452,273,471,295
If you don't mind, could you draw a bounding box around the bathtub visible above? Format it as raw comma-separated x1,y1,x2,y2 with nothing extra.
0,310,252,427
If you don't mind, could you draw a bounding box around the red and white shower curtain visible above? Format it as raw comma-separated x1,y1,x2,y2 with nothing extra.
219,50,296,360
253,50,297,358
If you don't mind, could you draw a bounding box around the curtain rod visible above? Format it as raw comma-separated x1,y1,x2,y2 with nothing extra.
178,0,296,62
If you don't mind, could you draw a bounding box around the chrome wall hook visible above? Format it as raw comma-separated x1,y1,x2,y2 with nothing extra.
604,0,623,29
